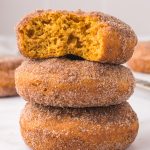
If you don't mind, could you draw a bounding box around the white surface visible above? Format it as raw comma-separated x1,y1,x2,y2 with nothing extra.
0,87,150,150
134,72,150,82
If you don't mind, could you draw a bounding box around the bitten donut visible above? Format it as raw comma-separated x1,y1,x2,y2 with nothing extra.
15,58,135,107
128,41,150,73
0,56,23,97
17,10,137,64
20,102,139,150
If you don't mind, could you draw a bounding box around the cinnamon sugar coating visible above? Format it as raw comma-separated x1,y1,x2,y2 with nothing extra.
127,41,150,73
16,10,137,64
0,56,23,97
15,58,135,107
20,102,139,150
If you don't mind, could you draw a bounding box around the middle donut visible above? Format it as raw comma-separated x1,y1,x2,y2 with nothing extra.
15,57,135,107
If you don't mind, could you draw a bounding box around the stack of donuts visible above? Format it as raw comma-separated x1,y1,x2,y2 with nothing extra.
15,10,139,150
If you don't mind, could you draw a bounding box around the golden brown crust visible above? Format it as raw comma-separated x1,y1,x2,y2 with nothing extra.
16,10,137,64
0,56,23,97
127,41,150,73
20,102,139,150
15,58,135,107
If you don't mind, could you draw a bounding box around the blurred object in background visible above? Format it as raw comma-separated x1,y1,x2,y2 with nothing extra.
127,41,150,91
128,41,150,74
0,56,23,97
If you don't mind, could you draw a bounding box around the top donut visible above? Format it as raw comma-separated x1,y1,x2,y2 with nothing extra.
16,10,137,64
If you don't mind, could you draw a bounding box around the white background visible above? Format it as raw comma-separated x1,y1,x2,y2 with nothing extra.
0,0,150,37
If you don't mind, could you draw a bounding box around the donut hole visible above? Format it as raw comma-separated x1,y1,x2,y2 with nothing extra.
64,54,84,61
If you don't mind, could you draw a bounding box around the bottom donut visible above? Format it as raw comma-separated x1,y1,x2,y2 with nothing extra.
20,102,139,150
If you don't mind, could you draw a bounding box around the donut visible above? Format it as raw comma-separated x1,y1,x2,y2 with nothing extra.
127,41,150,73
0,56,23,97
20,102,139,150
16,10,137,64
15,57,135,107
